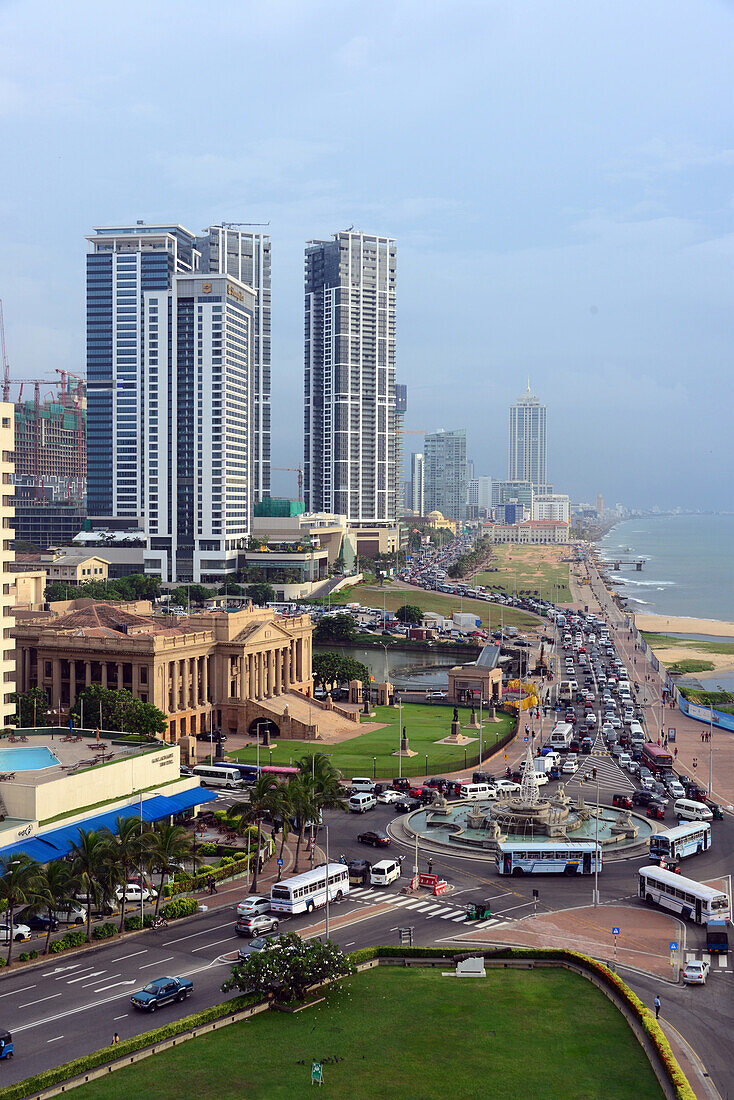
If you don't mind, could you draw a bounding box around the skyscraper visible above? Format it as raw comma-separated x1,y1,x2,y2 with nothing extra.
86,223,199,521
508,385,548,492
304,231,397,523
196,226,271,504
410,452,424,514
424,429,467,522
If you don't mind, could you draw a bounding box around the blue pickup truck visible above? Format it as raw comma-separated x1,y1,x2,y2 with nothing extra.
131,976,193,1012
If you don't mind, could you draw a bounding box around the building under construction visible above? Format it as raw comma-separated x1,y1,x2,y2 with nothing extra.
13,374,87,549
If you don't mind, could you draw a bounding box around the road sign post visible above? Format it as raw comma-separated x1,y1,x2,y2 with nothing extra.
612,927,620,970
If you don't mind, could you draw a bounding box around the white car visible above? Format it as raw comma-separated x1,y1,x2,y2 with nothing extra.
115,883,157,904
0,920,31,944
608,716,622,729
236,895,271,918
377,789,402,804
52,904,87,925
683,960,709,985
494,779,521,795
667,779,686,799
562,758,579,774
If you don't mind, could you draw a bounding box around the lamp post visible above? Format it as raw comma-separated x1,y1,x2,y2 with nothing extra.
398,696,403,780
373,756,377,780
324,824,330,942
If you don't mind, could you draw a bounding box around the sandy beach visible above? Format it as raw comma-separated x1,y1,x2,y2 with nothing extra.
634,613,734,639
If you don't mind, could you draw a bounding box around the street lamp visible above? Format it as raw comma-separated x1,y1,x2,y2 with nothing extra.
373,756,376,779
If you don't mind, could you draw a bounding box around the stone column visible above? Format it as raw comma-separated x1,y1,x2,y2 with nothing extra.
249,654,256,698
171,660,179,712
23,647,30,693
85,661,92,687
52,659,62,709
116,663,123,690
257,653,265,699
275,649,283,695
202,655,208,704
283,647,291,692
68,660,76,706
266,650,274,697
100,662,107,689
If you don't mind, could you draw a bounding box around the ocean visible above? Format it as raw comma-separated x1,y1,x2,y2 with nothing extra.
598,514,734,622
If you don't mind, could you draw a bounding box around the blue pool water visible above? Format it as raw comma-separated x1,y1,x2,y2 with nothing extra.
0,746,60,771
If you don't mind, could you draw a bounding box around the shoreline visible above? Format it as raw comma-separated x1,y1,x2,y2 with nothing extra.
634,613,734,639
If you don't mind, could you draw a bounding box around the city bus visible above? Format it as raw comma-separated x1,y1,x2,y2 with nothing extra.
641,743,673,776
192,764,247,790
269,863,350,915
496,840,602,876
638,865,730,923
649,823,711,863
260,765,299,781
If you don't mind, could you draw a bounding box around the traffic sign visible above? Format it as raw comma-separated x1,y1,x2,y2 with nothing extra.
669,941,678,951
523,735,529,743
277,858,283,866
503,753,508,760
612,927,620,936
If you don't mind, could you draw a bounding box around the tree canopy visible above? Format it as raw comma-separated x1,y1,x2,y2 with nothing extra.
395,603,423,624
312,652,369,690
314,612,357,644
70,685,167,737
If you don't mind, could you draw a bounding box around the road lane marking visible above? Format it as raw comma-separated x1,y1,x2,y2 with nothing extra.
345,941,355,947
0,984,36,999
191,937,235,954
82,973,121,988
94,980,136,993
18,993,63,1008
163,922,233,946
112,949,148,962
138,956,174,969
46,1035,64,1043
67,971,105,984
55,966,96,981
114,1014,128,1020
43,964,81,976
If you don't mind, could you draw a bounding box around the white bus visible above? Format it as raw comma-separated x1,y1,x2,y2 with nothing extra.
638,865,730,924
270,863,350,915
649,823,711,863
496,840,602,876
192,764,247,790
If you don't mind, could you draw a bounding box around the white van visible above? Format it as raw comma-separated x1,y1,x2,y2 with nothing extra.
674,799,713,823
192,764,247,790
351,777,376,793
629,722,645,742
349,792,377,813
370,859,401,886
457,782,493,801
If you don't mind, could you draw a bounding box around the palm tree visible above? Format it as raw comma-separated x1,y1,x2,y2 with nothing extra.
289,775,320,874
269,783,294,880
37,861,78,955
230,774,278,894
143,823,193,916
68,828,114,942
101,817,144,932
0,854,44,966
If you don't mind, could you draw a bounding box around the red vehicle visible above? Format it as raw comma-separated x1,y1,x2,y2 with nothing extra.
408,786,423,799
647,802,666,820
392,777,410,792
612,794,632,810
641,743,673,776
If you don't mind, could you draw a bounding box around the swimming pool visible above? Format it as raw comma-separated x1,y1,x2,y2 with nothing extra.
0,746,60,771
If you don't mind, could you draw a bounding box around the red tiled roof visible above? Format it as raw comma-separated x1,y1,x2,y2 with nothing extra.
51,604,158,634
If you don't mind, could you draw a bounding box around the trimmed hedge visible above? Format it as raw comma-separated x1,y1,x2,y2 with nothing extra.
0,993,263,1100
49,929,86,954
160,896,199,921
162,855,251,898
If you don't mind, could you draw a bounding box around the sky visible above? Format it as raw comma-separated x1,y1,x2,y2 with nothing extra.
1,0,733,511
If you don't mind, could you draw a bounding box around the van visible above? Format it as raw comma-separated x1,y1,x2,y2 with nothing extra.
540,750,561,768
192,765,247,790
349,792,377,813
549,723,573,749
350,777,376,793
674,798,713,823
629,722,645,743
370,859,401,886
456,782,493,801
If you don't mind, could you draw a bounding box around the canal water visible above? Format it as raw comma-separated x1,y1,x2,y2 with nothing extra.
314,644,458,690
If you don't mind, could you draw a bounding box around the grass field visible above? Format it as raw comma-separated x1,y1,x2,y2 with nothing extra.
642,633,734,656
477,544,571,603
70,966,664,1100
229,703,515,779
322,581,541,632
665,659,716,675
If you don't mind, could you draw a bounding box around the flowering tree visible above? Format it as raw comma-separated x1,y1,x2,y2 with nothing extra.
221,932,354,1003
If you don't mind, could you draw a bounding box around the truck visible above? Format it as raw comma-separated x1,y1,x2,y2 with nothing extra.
452,612,481,631
532,756,554,775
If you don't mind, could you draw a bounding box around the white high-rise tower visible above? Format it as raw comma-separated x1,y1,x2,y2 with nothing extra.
508,384,548,493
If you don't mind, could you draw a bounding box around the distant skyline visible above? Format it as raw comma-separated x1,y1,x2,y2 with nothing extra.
1,0,733,510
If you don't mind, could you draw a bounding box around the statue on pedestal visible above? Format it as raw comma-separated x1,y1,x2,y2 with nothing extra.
400,725,409,753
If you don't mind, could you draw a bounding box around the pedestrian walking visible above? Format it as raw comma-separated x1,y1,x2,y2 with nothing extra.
206,873,217,896
674,746,678,759
112,1032,120,1046
654,995,661,1019
427,857,433,875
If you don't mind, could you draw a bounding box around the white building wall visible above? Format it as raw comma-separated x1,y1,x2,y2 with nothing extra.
0,406,14,724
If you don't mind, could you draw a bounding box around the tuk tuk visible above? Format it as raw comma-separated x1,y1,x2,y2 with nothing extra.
465,900,492,921
0,1030,13,1059
709,802,724,821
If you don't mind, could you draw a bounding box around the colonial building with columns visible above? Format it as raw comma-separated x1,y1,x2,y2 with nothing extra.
13,602,313,742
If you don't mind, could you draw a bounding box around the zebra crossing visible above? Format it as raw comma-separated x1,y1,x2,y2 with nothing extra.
347,885,507,927
686,950,732,974
563,733,636,796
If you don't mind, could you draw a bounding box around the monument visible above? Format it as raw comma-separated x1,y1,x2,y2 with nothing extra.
442,706,470,745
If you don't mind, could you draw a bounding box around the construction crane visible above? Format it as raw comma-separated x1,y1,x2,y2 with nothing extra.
272,465,304,502
0,300,10,403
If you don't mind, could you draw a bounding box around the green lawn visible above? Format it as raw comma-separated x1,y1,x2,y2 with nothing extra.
229,703,515,779
476,544,571,603
642,633,734,656
321,581,541,632
70,967,663,1100
666,659,716,675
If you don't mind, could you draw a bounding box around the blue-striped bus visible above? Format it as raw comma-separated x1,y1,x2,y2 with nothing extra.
649,823,711,863
496,840,602,876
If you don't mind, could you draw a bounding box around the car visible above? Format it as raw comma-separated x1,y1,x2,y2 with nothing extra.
682,960,710,985
52,904,87,925
667,779,686,799
612,794,632,810
394,796,421,813
357,829,391,847
115,883,157,904
377,788,402,805
235,913,280,938
195,731,227,743
391,777,411,792
426,691,447,700
237,935,279,961
236,895,271,918
0,921,31,944
650,782,669,804
493,779,521,795
131,975,193,1011
17,910,59,933
562,758,578,774
647,801,666,820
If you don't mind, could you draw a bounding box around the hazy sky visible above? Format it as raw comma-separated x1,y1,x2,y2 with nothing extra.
1,0,733,510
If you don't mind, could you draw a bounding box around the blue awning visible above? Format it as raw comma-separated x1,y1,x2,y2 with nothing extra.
0,785,219,864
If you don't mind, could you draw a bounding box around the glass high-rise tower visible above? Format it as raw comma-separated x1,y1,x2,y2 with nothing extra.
424,429,467,522
304,231,397,523
508,385,548,492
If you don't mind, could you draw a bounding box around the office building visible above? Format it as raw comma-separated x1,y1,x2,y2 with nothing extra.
467,476,492,518
482,519,569,545
196,226,271,504
142,274,255,584
0,405,15,725
86,223,200,523
410,452,425,514
424,429,467,522
394,383,407,524
304,231,397,524
532,494,571,523
508,385,548,492
491,479,534,517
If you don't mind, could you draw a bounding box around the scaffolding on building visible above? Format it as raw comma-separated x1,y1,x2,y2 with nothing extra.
14,373,86,503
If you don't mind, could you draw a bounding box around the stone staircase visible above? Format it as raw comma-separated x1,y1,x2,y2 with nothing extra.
258,691,361,742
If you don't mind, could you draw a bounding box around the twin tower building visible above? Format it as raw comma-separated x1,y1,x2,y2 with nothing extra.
86,224,398,584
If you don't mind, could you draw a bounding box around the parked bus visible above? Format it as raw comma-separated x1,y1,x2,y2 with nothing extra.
496,840,602,876
649,823,711,863
270,863,350,915
260,765,299,781
641,743,673,776
192,764,247,790
638,865,730,923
